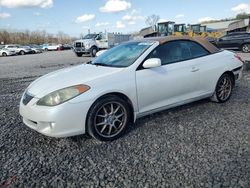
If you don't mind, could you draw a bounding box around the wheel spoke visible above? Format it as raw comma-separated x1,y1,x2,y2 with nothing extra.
114,106,121,114
115,119,122,123
100,124,108,133
110,103,114,113
96,121,106,126
103,106,108,115
116,113,124,119
218,91,224,98
97,114,106,118
107,125,113,135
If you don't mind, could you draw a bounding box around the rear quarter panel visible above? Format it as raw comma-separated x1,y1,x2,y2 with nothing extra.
198,50,243,94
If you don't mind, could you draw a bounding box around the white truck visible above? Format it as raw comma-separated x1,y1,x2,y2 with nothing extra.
73,33,131,57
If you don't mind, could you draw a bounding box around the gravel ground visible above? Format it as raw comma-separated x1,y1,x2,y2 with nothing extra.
0,51,250,187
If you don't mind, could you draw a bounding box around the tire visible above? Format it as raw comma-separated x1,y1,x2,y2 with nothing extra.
2,52,7,57
210,73,234,103
44,48,48,51
19,50,25,55
242,44,250,53
86,95,131,141
90,47,98,57
76,53,83,57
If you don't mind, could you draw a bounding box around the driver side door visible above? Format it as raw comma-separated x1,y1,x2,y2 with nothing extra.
136,40,204,114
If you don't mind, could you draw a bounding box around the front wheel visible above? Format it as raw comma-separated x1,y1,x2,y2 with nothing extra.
242,44,250,53
76,53,83,57
19,50,25,55
86,95,131,141
2,52,7,57
90,47,98,57
210,73,234,103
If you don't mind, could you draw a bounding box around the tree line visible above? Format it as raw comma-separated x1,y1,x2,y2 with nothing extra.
0,30,77,45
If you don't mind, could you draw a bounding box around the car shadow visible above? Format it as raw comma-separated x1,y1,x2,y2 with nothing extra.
122,98,211,138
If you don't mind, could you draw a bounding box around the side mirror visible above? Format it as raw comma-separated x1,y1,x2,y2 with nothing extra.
143,58,161,69
95,35,101,40
96,50,107,57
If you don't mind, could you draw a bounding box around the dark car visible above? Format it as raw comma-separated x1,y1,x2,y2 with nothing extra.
62,44,73,50
213,32,250,53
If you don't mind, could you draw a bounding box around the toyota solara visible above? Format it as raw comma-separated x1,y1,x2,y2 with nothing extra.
20,36,243,141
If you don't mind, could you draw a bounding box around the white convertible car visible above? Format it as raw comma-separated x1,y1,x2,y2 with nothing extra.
20,36,243,141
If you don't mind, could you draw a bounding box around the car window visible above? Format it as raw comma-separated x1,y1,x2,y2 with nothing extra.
146,40,208,65
221,36,231,40
187,41,209,58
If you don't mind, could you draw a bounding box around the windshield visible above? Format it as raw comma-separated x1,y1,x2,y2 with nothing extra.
91,41,154,68
83,34,97,39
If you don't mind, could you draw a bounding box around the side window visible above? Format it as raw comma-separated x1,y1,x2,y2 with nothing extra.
146,41,192,65
146,40,209,66
221,36,231,40
187,41,209,58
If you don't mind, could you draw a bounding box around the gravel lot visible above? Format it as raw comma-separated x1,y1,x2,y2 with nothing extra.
0,51,250,187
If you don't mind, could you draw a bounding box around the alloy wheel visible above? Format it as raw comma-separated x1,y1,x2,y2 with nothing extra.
242,44,250,53
217,76,232,101
94,102,127,138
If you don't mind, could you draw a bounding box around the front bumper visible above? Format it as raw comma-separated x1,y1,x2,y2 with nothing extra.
19,93,93,137
74,47,90,53
7,52,16,56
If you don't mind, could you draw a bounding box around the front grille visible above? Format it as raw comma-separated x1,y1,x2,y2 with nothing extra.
23,92,34,105
75,42,83,48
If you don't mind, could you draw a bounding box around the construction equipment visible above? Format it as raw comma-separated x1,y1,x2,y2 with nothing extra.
140,22,222,40
140,21,175,38
157,21,175,36
174,24,186,36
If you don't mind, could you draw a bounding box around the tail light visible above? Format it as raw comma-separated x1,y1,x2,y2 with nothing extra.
234,54,244,63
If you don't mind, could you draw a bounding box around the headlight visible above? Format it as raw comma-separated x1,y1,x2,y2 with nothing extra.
37,85,90,106
85,43,91,48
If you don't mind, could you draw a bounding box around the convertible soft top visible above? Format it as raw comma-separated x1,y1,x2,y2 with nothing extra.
141,36,220,54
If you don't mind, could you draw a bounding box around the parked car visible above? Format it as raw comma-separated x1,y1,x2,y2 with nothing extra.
213,32,250,53
29,45,43,54
4,44,32,55
62,44,73,50
42,43,62,51
0,48,16,57
20,36,243,141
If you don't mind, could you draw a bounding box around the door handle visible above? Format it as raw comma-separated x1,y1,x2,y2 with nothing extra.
191,67,200,72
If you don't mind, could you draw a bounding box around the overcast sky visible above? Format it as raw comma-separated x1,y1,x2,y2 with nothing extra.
0,0,249,37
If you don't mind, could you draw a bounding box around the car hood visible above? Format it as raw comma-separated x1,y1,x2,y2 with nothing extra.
82,39,94,44
27,64,124,98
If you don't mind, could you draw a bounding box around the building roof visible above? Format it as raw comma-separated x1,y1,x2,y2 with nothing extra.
227,18,250,31
201,20,237,30
137,36,220,54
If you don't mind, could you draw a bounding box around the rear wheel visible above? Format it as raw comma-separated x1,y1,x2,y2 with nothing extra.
242,44,250,53
210,73,234,103
2,52,7,57
86,95,131,141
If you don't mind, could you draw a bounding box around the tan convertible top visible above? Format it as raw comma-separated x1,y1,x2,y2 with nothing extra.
140,36,220,54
